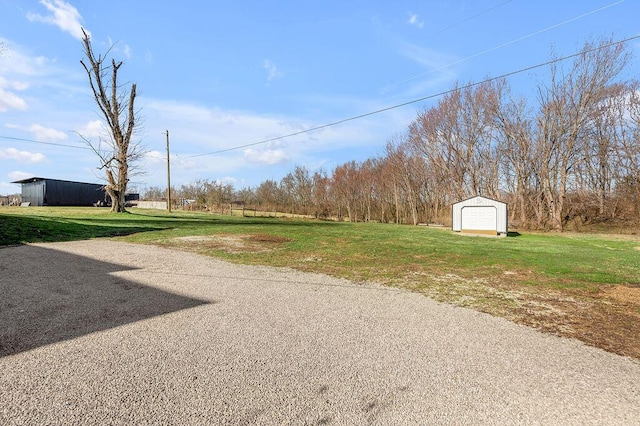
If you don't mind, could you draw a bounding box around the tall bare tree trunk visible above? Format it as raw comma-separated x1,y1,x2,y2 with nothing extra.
80,28,140,213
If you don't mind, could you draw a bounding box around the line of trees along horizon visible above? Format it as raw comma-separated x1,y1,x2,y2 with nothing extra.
143,39,640,231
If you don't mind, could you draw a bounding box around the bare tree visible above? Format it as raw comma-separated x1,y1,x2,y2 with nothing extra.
205,181,234,214
494,88,537,227
617,80,640,217
369,156,396,223
580,83,628,218
290,165,314,215
79,28,142,212
255,179,279,216
331,162,358,222
141,186,165,201
385,138,420,224
311,169,332,219
238,38,637,230
179,179,208,207
236,187,256,212
408,109,452,223
534,38,630,230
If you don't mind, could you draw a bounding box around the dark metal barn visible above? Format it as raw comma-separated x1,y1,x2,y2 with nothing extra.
12,177,107,207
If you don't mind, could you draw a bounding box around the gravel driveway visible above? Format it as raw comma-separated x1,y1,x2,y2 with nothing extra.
1,240,639,425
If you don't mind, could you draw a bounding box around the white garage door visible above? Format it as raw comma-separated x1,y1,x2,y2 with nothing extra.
461,206,497,231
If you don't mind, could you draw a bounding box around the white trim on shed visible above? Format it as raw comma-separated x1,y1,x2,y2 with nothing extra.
452,196,508,235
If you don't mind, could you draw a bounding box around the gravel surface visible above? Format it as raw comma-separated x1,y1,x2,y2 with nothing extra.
1,239,639,425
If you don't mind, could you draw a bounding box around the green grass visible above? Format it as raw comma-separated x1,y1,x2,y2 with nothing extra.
5,206,640,358
1,206,638,291
0,207,169,244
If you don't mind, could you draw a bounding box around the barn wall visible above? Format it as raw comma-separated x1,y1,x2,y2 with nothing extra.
21,180,45,206
15,178,108,206
43,180,106,206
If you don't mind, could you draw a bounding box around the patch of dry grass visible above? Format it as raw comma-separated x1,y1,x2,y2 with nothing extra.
169,233,293,254
396,270,640,359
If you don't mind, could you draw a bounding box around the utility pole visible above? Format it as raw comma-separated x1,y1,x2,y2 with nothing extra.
166,130,172,213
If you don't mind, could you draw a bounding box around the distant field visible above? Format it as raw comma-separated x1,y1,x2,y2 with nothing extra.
1,206,639,359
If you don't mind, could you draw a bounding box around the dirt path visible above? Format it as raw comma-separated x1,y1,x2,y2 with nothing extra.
1,240,639,424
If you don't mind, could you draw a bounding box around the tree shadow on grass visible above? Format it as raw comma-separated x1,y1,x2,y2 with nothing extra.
0,212,342,247
0,214,160,245
0,244,210,357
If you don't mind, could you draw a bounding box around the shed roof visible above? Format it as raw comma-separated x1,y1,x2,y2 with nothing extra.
451,195,507,206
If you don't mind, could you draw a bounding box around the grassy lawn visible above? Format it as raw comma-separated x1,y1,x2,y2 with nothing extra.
1,206,639,359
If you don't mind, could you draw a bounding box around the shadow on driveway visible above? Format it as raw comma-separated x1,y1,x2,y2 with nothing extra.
0,244,209,357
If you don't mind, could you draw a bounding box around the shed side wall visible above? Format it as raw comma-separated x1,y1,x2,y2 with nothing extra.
496,204,508,234
452,203,462,231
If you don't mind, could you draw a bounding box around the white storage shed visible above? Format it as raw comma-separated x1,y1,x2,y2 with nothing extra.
452,196,508,236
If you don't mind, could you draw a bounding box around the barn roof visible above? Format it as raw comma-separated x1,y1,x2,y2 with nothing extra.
12,177,102,186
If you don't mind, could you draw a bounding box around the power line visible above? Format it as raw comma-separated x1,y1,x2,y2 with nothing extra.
390,0,626,88
434,0,513,35
0,135,91,150
190,34,640,158
4,34,635,161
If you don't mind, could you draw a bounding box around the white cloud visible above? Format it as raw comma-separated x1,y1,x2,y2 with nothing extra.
0,76,29,111
3,122,69,142
144,99,307,153
76,120,105,139
136,96,411,188
263,59,284,82
0,76,29,92
144,96,407,161
400,43,457,70
216,176,237,186
0,39,54,79
0,180,22,195
244,147,290,165
142,150,196,174
380,42,458,96
408,13,424,29
144,150,164,163
27,0,87,40
9,171,37,181
0,39,84,110
28,124,68,142
11,81,29,91
0,148,46,164
106,37,132,59
0,87,28,112
173,155,197,170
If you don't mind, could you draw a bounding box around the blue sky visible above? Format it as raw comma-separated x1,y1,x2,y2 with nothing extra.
1,0,638,195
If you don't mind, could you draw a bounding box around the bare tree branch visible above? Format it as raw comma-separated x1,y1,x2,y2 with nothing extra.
78,28,141,212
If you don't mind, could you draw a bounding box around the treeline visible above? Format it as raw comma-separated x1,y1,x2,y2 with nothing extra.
144,39,640,231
